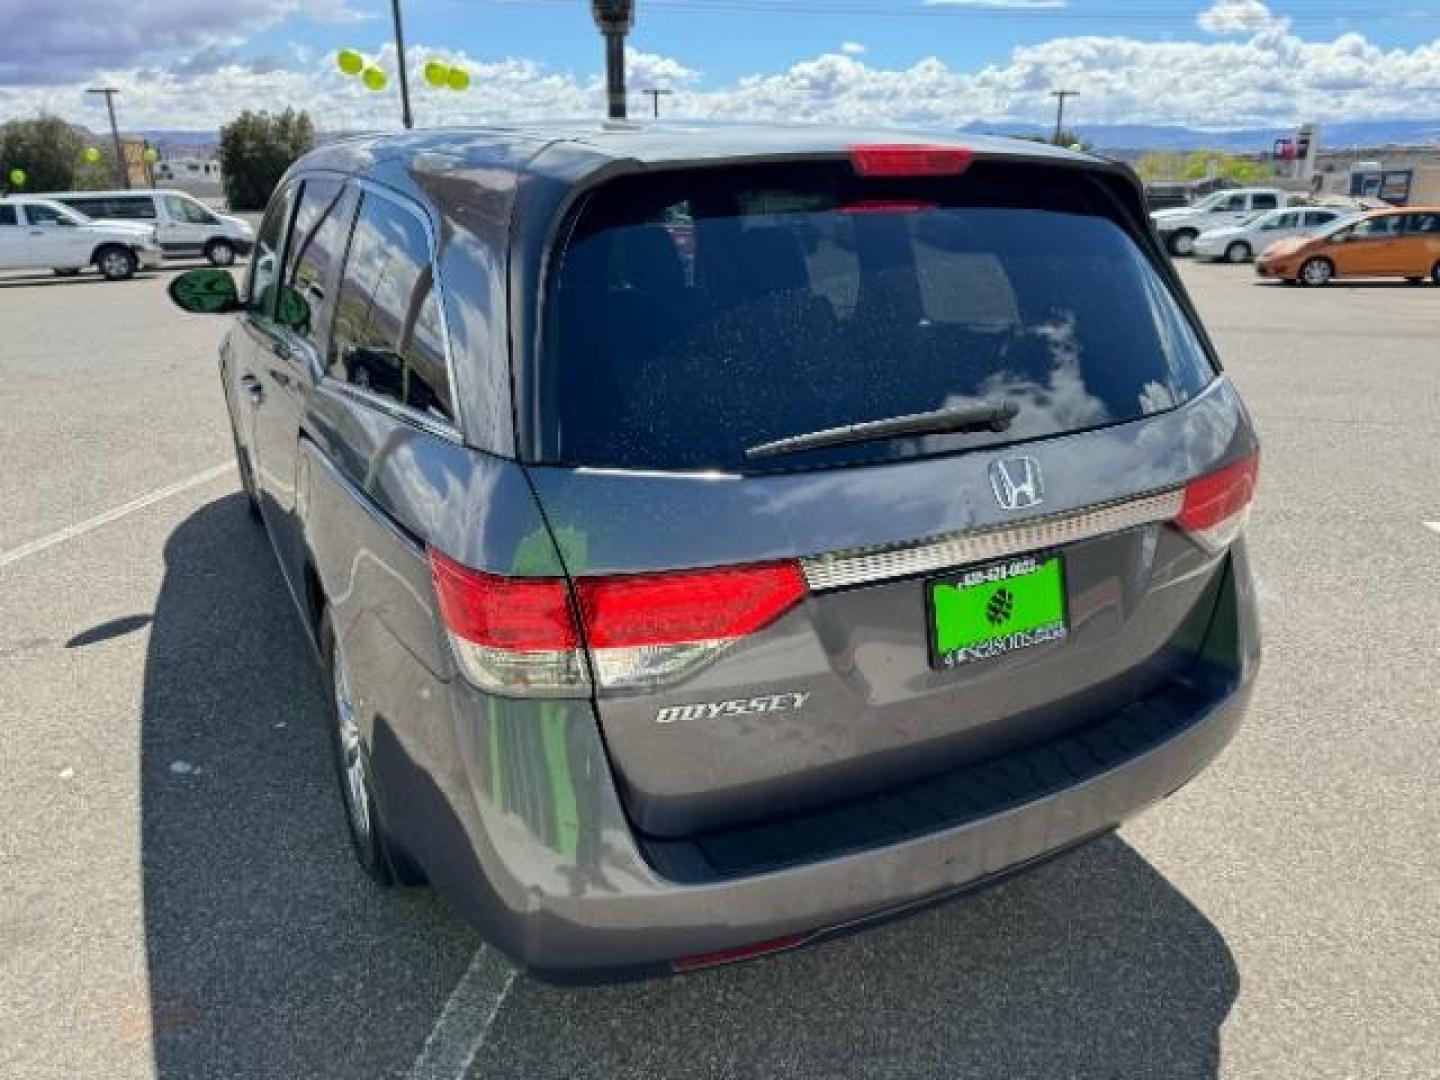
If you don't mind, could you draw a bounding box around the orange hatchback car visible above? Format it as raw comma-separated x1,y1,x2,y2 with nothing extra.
1256,207,1440,286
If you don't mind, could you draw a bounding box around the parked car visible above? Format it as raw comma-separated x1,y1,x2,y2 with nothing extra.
166,125,1261,975
1151,187,1300,256
48,188,253,266
1256,207,1440,285
0,197,163,279
1194,206,1351,263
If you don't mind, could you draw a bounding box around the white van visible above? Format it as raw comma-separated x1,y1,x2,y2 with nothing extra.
0,197,163,279
47,188,254,266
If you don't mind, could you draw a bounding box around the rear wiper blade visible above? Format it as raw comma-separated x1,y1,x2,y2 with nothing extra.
745,400,1020,460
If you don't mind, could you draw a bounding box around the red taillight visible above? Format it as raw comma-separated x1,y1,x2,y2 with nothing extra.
577,562,807,648
839,199,938,215
850,144,973,178
671,933,809,973
428,551,808,695
429,550,579,650
1176,452,1259,552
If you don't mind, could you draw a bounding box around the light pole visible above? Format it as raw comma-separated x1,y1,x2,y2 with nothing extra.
591,1,636,120
390,0,414,129
1050,90,1079,146
87,88,128,188
642,87,673,118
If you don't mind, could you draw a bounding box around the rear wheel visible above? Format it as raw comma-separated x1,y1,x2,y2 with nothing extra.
1168,230,1198,257
1225,241,1252,264
321,611,424,888
205,239,237,267
95,246,137,281
1299,257,1333,287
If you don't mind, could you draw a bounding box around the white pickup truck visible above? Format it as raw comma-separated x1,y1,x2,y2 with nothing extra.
0,197,164,280
1150,188,1302,256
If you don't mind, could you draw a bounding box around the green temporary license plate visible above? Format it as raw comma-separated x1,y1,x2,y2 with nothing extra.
928,554,1069,670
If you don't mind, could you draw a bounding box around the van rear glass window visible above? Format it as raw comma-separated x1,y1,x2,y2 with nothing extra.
537,162,1216,473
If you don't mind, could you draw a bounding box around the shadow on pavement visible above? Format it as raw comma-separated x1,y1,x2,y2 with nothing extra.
141,495,479,1080
143,495,1239,1080
473,832,1239,1079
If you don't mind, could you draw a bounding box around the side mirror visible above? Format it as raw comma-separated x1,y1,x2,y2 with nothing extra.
168,267,240,314
275,285,312,331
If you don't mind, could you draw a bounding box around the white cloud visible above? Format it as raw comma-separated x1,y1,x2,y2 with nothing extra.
1197,0,1285,36
3,17,1440,134
840,42,867,56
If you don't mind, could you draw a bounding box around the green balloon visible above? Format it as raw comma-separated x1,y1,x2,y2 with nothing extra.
83,146,102,164
447,66,470,92
8,168,25,187
362,66,388,92
337,48,364,76
143,147,159,164
424,60,450,88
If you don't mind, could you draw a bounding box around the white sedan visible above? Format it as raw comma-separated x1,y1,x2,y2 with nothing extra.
1194,206,1352,264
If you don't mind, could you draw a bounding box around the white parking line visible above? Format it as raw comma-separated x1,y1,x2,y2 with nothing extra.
409,948,517,1080
1425,522,1440,536
0,463,233,569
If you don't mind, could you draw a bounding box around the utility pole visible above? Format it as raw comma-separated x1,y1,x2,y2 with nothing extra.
390,0,414,129
643,88,673,118
591,1,636,120
87,88,128,189
1050,89,1079,146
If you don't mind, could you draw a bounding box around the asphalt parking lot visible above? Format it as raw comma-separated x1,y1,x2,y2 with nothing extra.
1,259,1437,1080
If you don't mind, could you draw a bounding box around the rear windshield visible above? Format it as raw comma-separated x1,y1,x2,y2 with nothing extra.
537,161,1215,473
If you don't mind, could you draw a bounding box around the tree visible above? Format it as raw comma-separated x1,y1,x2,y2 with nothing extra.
1136,149,1272,184
218,108,316,211
0,116,86,193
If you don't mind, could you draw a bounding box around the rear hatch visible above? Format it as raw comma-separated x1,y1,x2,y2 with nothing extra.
517,149,1257,838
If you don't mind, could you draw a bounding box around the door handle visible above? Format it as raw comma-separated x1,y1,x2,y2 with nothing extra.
240,373,264,405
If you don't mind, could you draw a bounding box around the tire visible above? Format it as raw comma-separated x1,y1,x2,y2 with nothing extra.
1225,241,1252,264
320,611,424,888
205,239,237,267
1432,262,1440,285
53,268,81,277
1168,230,1198,257
95,245,137,281
1299,257,1333,287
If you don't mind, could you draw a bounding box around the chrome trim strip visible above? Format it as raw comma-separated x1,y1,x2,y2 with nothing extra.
801,488,1185,591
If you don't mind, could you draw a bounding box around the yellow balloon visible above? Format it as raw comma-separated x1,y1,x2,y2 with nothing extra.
362,66,388,92
337,48,364,76
143,147,159,164
424,60,450,88
8,168,26,187
83,146,102,164
447,66,470,92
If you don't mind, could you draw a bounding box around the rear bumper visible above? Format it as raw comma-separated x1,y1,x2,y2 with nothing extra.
419,551,1260,974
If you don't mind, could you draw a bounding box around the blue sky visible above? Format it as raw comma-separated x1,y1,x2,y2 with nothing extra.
251,0,1440,82
2,0,1439,131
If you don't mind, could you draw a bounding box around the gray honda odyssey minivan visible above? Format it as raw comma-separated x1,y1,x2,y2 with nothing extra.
168,123,1260,974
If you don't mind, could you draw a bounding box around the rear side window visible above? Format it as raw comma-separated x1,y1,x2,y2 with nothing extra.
280,179,351,351
1251,194,1279,210
1303,211,1335,228
539,162,1216,473
0,206,15,226
328,192,453,425
66,196,156,219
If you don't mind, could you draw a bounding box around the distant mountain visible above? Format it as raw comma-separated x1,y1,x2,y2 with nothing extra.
961,119,1440,152
131,119,1440,154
